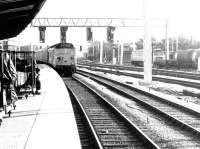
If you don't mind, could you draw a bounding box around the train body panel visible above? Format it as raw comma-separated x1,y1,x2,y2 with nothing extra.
176,49,200,68
130,48,200,69
131,49,166,67
36,48,48,64
131,50,144,66
48,48,76,66
84,41,200,70
36,43,76,76
177,49,194,63
131,50,144,62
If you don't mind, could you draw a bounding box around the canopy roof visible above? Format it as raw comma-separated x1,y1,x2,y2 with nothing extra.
0,0,46,40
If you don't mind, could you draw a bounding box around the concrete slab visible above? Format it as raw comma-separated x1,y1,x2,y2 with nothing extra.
0,65,81,149
25,65,81,149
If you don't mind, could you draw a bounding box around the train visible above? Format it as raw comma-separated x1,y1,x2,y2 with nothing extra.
131,49,200,69
175,49,200,69
131,49,170,68
84,41,200,70
36,43,76,76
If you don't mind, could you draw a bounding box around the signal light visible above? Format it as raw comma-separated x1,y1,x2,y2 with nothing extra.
107,26,115,43
60,26,68,43
39,26,46,43
86,27,93,41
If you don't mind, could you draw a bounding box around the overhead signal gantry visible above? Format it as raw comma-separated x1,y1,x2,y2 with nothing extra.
31,17,167,83
31,18,145,27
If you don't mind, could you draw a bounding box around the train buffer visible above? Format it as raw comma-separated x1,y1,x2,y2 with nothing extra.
0,64,81,149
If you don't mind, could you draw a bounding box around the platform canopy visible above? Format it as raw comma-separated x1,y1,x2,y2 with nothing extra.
0,0,46,40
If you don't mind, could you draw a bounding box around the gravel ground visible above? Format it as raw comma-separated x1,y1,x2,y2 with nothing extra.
141,82,200,105
75,74,200,149
80,68,200,106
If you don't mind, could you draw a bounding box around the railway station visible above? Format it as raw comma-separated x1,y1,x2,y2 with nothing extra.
1,0,200,149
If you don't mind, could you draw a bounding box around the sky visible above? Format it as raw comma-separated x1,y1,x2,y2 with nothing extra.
12,0,200,46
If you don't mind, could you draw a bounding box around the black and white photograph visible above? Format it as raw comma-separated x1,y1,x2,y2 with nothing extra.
1,0,200,148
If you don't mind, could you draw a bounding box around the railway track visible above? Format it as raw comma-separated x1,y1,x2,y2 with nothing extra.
77,65,200,89
67,84,101,149
73,71,200,148
64,77,159,149
78,63,200,80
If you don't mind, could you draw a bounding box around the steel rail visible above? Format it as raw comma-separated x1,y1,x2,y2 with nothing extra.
66,83,104,149
76,70,200,137
77,63,200,80
68,76,160,149
77,65,200,88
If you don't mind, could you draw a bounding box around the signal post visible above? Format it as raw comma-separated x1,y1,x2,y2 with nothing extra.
120,42,124,65
100,41,103,63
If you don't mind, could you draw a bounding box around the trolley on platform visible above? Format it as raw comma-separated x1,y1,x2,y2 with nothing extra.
0,50,37,121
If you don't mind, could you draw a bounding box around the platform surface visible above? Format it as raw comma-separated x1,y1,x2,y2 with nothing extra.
0,65,81,149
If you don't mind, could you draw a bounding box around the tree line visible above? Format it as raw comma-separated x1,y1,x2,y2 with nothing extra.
135,37,200,51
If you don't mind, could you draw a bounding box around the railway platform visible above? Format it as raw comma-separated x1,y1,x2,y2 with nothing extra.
0,64,81,149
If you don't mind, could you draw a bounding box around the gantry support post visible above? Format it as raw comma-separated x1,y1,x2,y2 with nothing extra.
143,0,152,83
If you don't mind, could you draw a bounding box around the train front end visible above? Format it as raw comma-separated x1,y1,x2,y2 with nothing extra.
48,43,76,76
55,48,76,76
